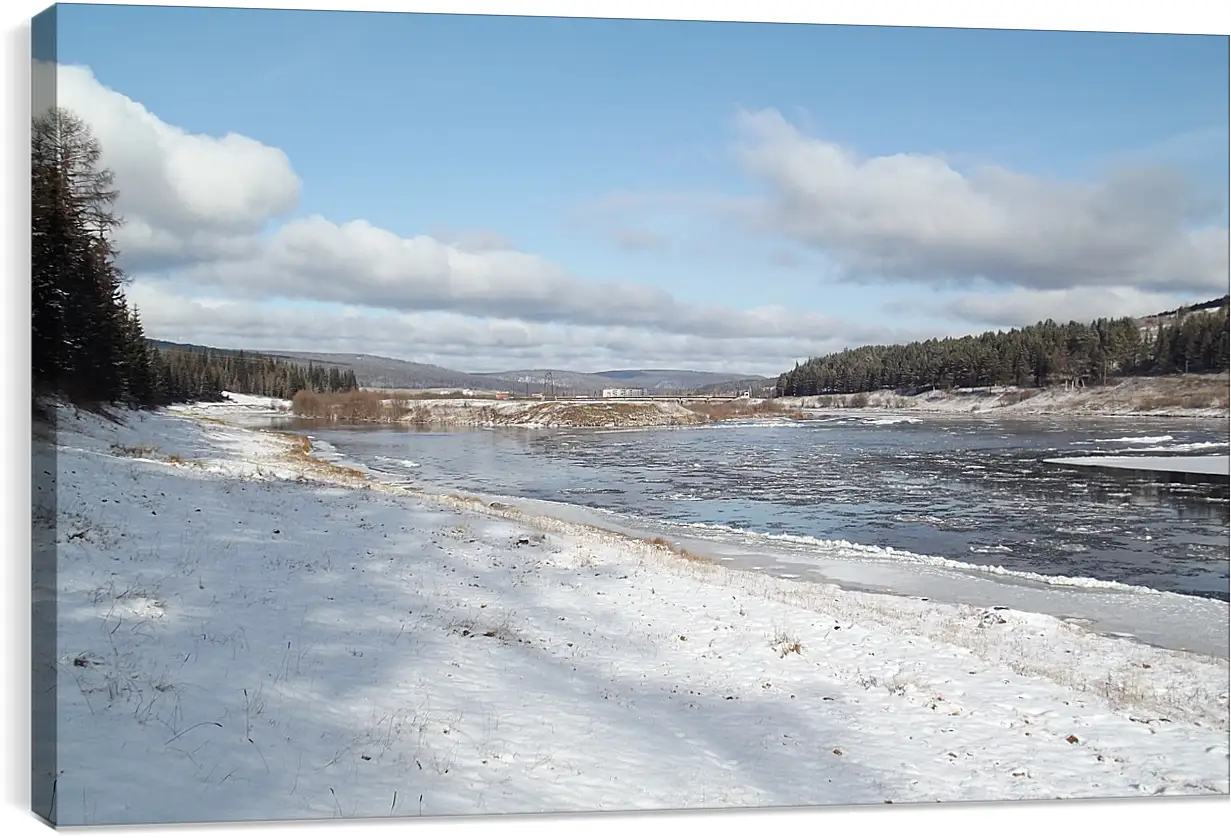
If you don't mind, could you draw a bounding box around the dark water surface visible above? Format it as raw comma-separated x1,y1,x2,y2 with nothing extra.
273,413,1230,602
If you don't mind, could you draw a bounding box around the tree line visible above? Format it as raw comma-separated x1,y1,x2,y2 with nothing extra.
776,304,1230,398
156,349,360,403
32,106,360,410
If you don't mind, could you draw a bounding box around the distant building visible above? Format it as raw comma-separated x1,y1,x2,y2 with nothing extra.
601,388,647,398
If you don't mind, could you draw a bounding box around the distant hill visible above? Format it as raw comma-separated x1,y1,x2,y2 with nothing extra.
148,341,764,395
481,368,768,394
1151,295,1229,318
247,350,516,391
477,368,627,395
691,376,778,397
1137,295,1230,339
590,369,766,391
149,340,250,357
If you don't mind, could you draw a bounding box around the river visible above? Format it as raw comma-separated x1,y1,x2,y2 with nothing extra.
263,411,1231,655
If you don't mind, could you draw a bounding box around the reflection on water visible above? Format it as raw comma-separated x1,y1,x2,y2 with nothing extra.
269,414,1230,601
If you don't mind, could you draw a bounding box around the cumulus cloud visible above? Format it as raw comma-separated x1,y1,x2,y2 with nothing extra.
736,108,1228,294
159,215,891,342
49,61,301,267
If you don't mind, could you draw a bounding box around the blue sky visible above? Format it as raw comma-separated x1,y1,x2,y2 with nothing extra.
43,4,1230,375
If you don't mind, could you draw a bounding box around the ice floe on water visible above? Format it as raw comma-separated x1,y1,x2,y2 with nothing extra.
1092,435,1176,444
859,416,923,425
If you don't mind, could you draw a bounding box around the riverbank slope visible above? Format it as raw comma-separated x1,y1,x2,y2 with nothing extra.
778,373,1229,419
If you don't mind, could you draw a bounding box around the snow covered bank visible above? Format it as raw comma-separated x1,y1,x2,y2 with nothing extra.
779,374,1230,419
277,396,709,429
38,403,1230,826
171,391,294,428
381,491,1231,659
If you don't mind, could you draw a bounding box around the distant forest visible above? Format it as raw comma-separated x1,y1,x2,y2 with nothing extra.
776,302,1230,398
155,349,359,403
32,106,359,410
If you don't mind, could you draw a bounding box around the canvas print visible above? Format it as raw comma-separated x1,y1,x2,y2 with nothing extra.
30,2,1230,828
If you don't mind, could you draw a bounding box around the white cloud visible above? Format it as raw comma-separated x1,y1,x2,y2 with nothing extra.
154,214,891,342
431,228,520,254
50,61,301,267
943,287,1198,329
735,108,1228,294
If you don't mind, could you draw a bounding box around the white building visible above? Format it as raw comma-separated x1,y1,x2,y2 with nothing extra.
601,387,647,399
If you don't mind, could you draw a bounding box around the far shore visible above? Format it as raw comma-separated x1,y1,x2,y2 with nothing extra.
275,373,1230,428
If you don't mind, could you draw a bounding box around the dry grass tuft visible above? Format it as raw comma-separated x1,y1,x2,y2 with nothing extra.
447,616,520,645
109,443,160,459
1135,391,1229,411
770,628,804,657
639,535,709,563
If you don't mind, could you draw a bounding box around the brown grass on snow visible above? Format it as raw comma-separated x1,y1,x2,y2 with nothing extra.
684,399,794,422
277,431,372,484
641,535,707,563
996,389,1040,407
1126,375,1230,411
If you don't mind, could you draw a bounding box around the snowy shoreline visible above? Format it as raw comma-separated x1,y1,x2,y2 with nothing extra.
38,396,1230,825
777,374,1229,420
298,435,1231,659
